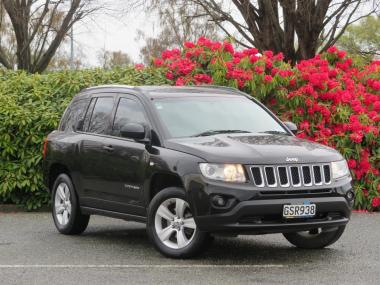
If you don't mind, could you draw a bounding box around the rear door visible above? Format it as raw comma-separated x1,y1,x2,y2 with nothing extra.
77,95,116,208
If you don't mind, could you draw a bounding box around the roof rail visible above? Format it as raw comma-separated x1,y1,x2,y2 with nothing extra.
82,84,135,91
197,85,240,93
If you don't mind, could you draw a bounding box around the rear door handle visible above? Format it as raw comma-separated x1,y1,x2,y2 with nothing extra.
102,145,114,152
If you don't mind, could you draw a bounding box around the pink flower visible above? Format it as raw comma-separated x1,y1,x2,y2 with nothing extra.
249,55,260,63
347,159,356,169
153,58,163,66
255,66,264,74
184,41,195,49
264,75,273,83
134,64,144,70
223,41,234,54
349,132,363,143
165,71,174,80
327,46,338,53
337,50,346,58
263,50,273,58
372,197,380,208
194,74,213,84
175,77,186,86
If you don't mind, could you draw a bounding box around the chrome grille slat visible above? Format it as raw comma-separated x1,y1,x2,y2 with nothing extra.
250,164,331,188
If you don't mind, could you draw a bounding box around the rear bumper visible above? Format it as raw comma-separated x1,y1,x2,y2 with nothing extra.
195,196,351,234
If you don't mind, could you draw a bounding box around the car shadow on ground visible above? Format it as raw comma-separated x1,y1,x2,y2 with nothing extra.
77,223,343,264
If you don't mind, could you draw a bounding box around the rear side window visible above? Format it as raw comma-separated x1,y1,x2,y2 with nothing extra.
112,98,148,136
60,99,89,132
87,97,114,134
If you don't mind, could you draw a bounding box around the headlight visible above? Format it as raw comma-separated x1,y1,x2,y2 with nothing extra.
331,160,350,179
199,163,246,183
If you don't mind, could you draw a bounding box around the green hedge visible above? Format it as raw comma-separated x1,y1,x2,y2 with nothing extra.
0,67,170,210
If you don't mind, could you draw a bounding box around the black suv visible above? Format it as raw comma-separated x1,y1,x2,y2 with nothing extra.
43,85,353,258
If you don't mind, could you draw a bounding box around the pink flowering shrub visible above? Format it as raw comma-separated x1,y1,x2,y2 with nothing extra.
150,37,380,211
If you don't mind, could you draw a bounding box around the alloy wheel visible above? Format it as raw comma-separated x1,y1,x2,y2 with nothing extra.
54,182,72,226
154,198,196,249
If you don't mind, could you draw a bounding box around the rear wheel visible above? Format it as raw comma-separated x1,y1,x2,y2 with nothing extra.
283,226,346,249
147,187,208,258
52,174,89,235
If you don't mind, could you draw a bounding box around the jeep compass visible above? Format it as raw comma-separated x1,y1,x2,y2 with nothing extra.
43,85,353,258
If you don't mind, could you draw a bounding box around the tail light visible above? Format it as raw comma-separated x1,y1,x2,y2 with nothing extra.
43,139,48,159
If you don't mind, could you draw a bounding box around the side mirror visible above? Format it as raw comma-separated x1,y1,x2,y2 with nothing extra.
120,123,147,141
284,121,298,134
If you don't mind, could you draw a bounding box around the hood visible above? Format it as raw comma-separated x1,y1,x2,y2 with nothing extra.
165,134,342,164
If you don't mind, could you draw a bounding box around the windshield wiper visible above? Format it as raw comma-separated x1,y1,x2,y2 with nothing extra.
192,129,251,137
259,130,289,135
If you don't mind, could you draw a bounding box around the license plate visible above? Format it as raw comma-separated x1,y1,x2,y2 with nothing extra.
283,203,316,218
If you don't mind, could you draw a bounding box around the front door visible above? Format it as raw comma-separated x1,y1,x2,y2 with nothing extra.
95,95,151,215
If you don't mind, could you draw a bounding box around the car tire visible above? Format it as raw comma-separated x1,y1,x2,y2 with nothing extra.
283,226,346,249
51,174,90,235
146,187,209,258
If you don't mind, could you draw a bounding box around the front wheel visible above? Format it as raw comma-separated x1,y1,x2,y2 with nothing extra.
283,226,346,249
146,187,208,258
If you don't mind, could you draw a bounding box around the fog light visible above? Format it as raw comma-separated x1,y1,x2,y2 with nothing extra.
212,195,226,207
346,191,354,201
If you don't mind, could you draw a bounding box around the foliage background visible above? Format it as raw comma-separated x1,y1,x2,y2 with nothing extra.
0,67,169,209
0,38,379,211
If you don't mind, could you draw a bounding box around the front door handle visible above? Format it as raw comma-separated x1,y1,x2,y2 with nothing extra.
102,145,114,152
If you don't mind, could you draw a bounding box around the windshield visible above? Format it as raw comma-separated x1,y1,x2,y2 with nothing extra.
153,96,288,138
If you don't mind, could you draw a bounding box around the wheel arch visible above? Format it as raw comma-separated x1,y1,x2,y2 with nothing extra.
147,172,185,204
48,163,71,193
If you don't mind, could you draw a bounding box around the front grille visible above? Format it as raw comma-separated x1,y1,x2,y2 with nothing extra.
313,165,322,184
278,167,289,186
251,167,263,186
302,166,312,185
290,166,301,186
265,167,276,186
250,164,331,188
323,165,331,183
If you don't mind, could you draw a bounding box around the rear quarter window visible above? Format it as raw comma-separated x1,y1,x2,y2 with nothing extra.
59,99,90,132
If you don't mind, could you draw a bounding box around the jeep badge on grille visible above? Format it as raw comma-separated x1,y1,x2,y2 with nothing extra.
286,157,299,162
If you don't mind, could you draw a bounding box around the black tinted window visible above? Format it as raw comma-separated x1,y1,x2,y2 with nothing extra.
88,97,114,134
60,99,89,132
113,98,148,136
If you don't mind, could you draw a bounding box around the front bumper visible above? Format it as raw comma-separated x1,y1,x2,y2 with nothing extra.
188,177,353,234
195,197,351,234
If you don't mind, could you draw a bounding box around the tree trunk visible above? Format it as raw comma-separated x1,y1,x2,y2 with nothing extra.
0,0,89,73
191,0,373,63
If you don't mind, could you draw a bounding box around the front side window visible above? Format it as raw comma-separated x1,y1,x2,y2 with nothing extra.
112,98,148,136
153,96,288,138
87,97,114,134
